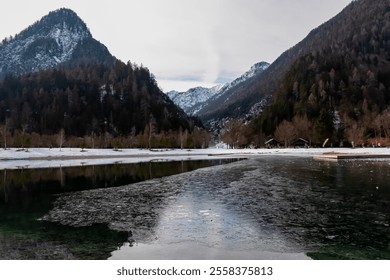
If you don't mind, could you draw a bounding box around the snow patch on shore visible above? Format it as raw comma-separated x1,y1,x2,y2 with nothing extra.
1,147,390,170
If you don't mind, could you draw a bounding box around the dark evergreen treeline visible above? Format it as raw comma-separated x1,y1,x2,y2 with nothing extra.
0,61,210,149
220,0,390,148
256,49,390,146
253,0,390,147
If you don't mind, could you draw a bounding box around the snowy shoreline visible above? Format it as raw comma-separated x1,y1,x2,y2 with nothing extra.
1,147,390,170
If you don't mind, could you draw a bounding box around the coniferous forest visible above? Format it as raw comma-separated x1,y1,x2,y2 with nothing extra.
1,1,390,150
219,0,390,148
254,0,390,148
0,61,210,149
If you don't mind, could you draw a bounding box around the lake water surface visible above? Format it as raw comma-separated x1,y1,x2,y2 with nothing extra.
1,156,389,259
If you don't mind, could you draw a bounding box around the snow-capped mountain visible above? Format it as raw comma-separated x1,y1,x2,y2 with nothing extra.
218,61,269,94
167,61,269,116
0,8,114,78
167,84,224,116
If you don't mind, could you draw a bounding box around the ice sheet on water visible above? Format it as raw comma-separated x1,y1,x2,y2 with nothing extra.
41,159,301,254
41,156,390,259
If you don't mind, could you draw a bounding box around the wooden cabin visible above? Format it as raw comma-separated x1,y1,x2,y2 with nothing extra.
265,138,281,148
292,138,310,148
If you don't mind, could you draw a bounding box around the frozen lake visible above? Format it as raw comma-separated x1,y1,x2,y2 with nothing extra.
1,156,390,259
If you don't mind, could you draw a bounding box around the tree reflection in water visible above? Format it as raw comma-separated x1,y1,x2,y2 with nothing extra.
0,159,239,259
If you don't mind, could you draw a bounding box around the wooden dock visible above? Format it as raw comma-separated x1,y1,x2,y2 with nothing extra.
314,152,390,160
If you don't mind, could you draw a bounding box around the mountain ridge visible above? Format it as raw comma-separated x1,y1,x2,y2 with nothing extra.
0,8,209,149
0,8,114,79
217,0,390,148
254,0,390,146
167,61,269,117
197,0,377,126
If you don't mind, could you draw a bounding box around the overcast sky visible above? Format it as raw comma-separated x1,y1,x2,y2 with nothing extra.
0,0,352,91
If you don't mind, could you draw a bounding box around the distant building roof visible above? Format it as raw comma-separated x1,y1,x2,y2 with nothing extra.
293,138,309,144
265,138,280,145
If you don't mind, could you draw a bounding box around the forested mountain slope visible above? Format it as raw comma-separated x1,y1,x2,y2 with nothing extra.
0,61,208,148
255,0,390,146
220,0,390,148
0,9,209,148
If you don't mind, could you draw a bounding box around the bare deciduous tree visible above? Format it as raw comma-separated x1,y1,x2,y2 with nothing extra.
274,120,297,148
292,115,313,142
343,116,365,147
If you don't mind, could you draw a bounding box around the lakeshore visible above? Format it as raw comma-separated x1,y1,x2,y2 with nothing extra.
1,147,390,170
1,148,390,260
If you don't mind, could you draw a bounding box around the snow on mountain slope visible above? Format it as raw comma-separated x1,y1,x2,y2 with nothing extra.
0,8,112,78
219,61,270,94
167,84,223,115
167,61,269,116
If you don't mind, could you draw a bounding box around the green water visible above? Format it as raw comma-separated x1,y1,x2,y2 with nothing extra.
1,157,390,260
0,159,236,259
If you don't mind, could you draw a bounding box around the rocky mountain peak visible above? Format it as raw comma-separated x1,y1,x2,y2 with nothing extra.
167,61,270,116
0,8,112,79
19,8,92,40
